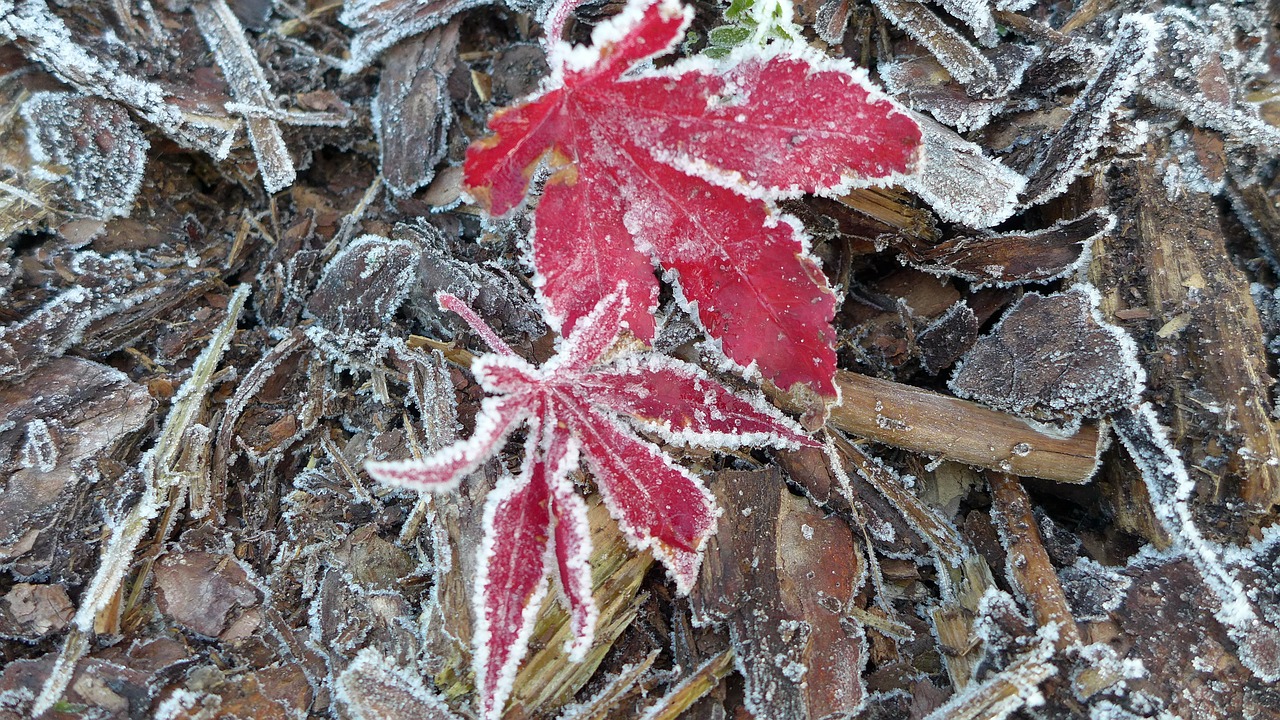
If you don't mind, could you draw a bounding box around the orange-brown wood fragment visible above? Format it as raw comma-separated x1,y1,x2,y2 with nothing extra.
773,371,1104,483
986,471,1083,650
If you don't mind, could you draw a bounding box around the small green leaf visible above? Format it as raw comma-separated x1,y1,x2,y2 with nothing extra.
724,0,753,21
708,24,753,47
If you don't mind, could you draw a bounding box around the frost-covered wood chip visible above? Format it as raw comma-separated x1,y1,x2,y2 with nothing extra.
0,358,152,565
898,207,1113,286
337,648,461,720
1141,11,1280,153
901,114,1026,228
375,23,460,198
0,0,238,157
917,301,980,374
0,583,73,641
155,552,261,638
305,233,420,362
922,626,1057,720
879,51,1032,132
1020,14,1160,208
869,0,1009,96
934,0,997,46
20,92,148,219
399,221,544,344
950,285,1141,432
1111,405,1280,683
340,0,496,73
1093,552,1278,716
0,251,163,381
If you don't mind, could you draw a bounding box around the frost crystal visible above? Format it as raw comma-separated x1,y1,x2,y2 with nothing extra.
18,418,58,472
1060,557,1133,622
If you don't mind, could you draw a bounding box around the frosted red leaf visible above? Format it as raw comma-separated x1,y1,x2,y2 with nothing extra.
366,286,816,720
464,0,922,397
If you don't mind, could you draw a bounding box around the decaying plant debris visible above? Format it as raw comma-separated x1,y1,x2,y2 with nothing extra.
1,0,1279,718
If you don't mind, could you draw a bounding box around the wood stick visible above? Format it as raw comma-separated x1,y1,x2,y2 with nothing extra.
775,371,1104,483
986,471,1083,650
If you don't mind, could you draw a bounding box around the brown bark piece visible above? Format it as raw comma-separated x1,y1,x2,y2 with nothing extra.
341,0,490,73
1020,16,1157,207
1096,557,1280,719
692,468,866,720
831,187,940,242
896,208,1110,286
0,583,73,641
917,300,979,375
868,0,1003,93
0,357,152,563
950,287,1140,432
155,552,261,638
836,438,969,564
778,445,932,559
375,24,461,198
1093,148,1280,532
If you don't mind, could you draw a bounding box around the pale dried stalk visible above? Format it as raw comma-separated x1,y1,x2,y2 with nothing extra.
930,555,998,690
191,0,296,193
398,350,459,546
32,285,250,716
507,501,652,715
638,650,735,720
557,649,659,720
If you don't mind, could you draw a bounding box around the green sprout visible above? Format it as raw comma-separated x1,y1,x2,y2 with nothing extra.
705,0,804,58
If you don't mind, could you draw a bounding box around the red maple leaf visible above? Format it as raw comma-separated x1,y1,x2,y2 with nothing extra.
366,286,816,720
464,0,921,397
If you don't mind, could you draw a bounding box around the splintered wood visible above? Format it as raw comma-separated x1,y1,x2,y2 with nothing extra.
986,471,1083,650
1095,147,1280,525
